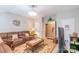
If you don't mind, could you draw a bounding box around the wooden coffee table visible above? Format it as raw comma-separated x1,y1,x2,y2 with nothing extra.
26,38,44,52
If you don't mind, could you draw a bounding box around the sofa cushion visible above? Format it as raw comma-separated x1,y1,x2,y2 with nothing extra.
0,42,12,53
25,33,29,37
18,33,26,38
0,37,3,43
12,34,18,40
0,33,8,39
24,33,30,40
12,38,24,47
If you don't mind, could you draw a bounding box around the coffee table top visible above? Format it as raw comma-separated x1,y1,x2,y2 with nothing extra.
26,38,44,47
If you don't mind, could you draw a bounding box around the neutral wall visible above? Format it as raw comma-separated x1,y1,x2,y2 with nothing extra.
0,12,34,32
56,9,79,37
75,10,79,36
34,16,43,38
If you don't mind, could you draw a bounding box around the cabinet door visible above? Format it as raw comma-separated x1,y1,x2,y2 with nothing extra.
45,21,56,39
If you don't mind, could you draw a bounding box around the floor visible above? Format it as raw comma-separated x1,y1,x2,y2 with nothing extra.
14,39,57,53
52,44,58,53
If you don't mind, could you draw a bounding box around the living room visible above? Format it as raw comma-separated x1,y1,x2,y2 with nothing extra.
0,5,79,53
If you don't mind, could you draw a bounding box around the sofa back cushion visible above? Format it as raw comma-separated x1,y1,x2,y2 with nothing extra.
0,31,30,42
0,42,12,53
0,37,3,43
12,34,18,40
18,33,25,38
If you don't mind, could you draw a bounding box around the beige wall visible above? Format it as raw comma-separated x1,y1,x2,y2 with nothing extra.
0,12,34,32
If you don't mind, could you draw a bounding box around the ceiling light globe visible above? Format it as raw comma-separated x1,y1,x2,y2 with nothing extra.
28,11,37,16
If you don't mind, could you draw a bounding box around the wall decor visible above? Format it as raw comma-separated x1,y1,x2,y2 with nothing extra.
13,20,20,26
65,25,70,30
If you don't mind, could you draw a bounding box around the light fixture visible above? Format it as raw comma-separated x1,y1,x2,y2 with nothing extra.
28,5,37,16
28,11,37,16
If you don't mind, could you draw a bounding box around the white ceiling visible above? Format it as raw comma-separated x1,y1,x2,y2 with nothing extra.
0,5,79,16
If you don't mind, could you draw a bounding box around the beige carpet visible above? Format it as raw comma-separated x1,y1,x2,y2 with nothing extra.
13,39,56,53
38,39,56,53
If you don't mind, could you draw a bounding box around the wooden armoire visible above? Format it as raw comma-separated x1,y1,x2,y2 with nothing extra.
45,21,56,39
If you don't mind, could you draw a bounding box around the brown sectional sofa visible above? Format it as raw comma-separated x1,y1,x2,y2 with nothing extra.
0,31,30,50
